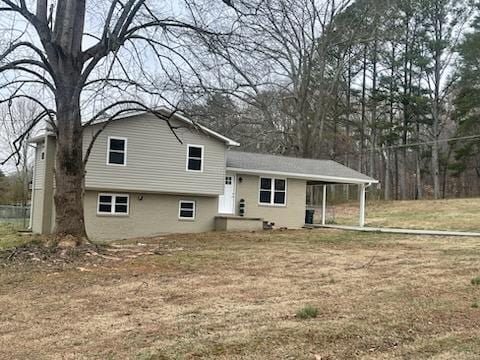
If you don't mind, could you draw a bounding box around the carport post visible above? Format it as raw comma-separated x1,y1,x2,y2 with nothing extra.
359,184,366,227
322,185,327,226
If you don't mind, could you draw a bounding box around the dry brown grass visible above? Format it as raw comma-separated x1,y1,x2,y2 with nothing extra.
2,229,480,359
333,198,480,232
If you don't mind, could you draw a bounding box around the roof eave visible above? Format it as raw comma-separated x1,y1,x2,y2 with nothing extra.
28,132,55,144
196,123,240,147
226,167,378,185
167,109,240,147
86,106,240,147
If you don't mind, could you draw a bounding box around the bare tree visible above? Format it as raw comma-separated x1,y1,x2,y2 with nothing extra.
422,0,473,199
0,100,37,205
0,0,235,244
192,0,355,158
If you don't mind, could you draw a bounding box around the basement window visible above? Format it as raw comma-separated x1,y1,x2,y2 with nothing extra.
97,194,129,215
259,177,287,206
179,200,195,220
107,137,127,166
186,144,203,172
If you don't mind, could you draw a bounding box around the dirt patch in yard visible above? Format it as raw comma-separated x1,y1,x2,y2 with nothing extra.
1,229,480,359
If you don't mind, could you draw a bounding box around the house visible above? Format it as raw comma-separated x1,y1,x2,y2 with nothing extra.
29,108,377,240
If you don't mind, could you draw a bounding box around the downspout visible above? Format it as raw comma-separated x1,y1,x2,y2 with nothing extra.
28,143,36,230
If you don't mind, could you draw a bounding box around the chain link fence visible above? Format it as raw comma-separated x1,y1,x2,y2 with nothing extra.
0,205,30,230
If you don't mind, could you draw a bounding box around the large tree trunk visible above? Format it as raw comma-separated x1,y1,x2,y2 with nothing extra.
54,91,88,241
50,0,88,242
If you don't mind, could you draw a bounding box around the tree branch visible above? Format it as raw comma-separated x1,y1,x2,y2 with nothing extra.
83,101,184,166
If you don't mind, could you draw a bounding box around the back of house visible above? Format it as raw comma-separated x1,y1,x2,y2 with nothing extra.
30,109,376,240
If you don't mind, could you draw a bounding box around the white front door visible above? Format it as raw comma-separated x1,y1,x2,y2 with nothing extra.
218,173,235,214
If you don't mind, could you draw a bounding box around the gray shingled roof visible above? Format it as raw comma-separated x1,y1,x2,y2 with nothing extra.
226,151,377,184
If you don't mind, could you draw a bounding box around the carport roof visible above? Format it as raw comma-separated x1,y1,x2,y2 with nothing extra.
226,151,378,185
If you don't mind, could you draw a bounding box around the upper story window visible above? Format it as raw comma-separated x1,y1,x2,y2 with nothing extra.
259,177,287,206
186,144,204,172
97,193,129,215
107,137,127,166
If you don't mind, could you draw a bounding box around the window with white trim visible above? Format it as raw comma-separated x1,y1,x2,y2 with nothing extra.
179,200,195,220
186,145,203,171
259,177,286,205
97,194,129,215
107,137,127,165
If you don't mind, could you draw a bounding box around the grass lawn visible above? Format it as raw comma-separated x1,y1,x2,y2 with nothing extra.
333,197,480,232
0,223,36,250
2,223,480,359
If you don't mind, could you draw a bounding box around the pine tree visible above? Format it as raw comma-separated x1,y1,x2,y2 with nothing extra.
451,5,480,184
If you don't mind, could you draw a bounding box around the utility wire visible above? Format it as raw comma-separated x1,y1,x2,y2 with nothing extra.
333,133,480,157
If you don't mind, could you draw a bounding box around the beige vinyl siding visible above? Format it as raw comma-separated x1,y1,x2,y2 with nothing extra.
235,174,306,228
33,143,45,189
83,114,226,195
31,189,44,233
31,136,56,234
84,191,218,240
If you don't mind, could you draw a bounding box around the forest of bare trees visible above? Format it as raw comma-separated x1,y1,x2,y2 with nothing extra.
1,0,480,241
188,0,480,201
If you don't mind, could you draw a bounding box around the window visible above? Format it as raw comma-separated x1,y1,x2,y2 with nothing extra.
179,200,195,220
97,194,129,215
186,145,203,172
107,137,127,165
225,176,232,185
259,177,287,205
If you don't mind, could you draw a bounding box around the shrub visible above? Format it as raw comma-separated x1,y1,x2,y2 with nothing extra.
471,277,480,285
296,304,318,319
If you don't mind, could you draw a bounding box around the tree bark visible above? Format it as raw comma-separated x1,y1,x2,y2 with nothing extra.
430,0,443,199
369,32,378,179
399,13,410,200
360,44,367,174
50,0,88,241
345,47,352,201
53,90,87,240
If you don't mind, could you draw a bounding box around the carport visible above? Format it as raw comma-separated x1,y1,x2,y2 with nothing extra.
226,151,378,228
306,179,377,227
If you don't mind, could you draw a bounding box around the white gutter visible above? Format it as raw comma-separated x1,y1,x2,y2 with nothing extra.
226,167,378,185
